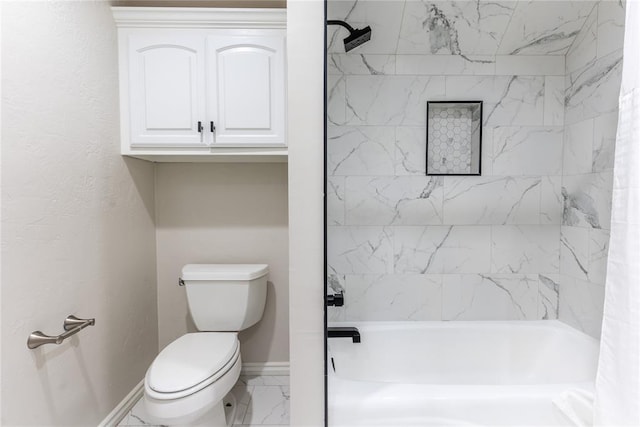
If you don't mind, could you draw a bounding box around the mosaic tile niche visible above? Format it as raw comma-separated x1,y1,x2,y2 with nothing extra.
427,102,482,175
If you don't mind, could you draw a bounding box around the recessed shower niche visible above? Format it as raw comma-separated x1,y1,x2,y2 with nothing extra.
426,101,482,176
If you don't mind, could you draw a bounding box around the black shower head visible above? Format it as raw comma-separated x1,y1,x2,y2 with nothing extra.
343,25,372,52
327,20,372,52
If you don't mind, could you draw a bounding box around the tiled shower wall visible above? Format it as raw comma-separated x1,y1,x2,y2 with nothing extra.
560,1,625,337
326,0,623,328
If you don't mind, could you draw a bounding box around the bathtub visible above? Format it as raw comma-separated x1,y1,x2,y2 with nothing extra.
327,320,599,426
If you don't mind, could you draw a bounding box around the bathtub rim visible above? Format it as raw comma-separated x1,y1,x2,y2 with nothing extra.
326,319,600,384
327,319,599,337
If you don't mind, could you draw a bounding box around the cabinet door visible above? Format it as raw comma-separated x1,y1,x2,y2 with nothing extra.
128,34,206,147
207,34,286,146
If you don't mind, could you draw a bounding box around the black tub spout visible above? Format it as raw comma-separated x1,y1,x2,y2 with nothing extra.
327,327,361,343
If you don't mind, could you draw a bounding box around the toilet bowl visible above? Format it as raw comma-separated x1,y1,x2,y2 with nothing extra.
143,264,269,426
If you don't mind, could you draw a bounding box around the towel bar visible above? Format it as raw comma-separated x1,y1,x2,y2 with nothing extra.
27,315,95,349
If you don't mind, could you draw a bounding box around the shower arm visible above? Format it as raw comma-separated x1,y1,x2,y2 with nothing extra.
327,20,356,33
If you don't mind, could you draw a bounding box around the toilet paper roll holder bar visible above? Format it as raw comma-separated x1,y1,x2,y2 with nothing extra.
27,315,95,349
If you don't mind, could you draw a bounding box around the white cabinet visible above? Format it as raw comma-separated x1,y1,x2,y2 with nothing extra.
128,34,207,147
113,8,287,162
207,35,285,146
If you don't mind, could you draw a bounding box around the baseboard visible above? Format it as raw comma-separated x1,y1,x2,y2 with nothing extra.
241,361,290,376
98,379,144,427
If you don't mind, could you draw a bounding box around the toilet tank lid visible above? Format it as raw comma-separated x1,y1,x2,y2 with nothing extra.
181,264,269,281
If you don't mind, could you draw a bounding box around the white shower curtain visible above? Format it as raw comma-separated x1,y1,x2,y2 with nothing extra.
594,1,640,425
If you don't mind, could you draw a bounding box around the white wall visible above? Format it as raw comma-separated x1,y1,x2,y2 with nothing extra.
1,1,158,425
287,0,325,425
155,163,289,363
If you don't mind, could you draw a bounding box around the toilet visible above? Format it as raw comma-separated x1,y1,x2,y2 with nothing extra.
143,264,269,426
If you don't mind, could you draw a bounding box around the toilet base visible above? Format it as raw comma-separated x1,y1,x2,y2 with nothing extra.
143,353,241,426
185,399,227,427
142,390,237,427
186,392,239,427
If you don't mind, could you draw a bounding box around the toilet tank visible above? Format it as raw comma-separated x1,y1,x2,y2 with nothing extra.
181,264,269,331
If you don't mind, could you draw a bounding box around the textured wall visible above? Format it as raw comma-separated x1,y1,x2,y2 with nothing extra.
559,1,625,338
326,0,593,322
155,163,289,363
1,1,158,425
113,0,286,7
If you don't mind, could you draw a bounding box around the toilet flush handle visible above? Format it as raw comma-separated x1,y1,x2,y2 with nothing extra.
178,278,185,287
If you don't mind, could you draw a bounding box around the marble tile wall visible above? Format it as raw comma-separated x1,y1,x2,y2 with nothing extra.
326,0,624,329
559,1,625,338
326,1,595,57
326,1,577,324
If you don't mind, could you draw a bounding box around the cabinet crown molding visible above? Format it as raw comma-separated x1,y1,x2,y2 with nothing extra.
111,7,286,29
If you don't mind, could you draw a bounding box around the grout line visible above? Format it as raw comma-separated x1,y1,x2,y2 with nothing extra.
393,0,408,56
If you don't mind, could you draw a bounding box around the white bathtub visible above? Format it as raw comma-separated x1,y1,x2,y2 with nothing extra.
327,320,599,426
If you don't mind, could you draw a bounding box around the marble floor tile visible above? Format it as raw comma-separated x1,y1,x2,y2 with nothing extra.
118,398,166,427
242,386,290,426
116,375,290,427
232,382,254,426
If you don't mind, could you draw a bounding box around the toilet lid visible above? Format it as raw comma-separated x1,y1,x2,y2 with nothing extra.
147,333,239,394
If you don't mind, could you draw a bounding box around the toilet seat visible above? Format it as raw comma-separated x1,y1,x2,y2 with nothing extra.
145,333,240,400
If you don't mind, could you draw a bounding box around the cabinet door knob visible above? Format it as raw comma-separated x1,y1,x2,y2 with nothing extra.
210,121,216,134
197,121,203,133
